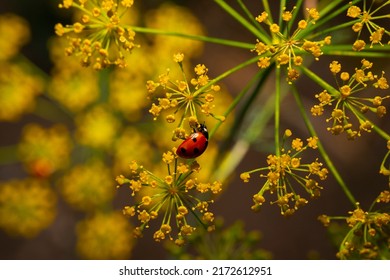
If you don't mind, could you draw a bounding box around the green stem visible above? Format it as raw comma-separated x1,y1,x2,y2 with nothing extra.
309,20,357,39
321,45,390,58
351,108,390,140
209,69,265,139
262,0,273,25
213,82,283,181
214,0,271,44
278,0,287,27
236,0,267,35
292,87,357,206
299,65,339,96
288,0,303,32
275,67,281,156
212,65,273,144
130,26,253,49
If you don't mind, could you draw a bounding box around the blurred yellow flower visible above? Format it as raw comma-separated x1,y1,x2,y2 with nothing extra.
49,66,99,113
60,160,115,212
76,212,134,259
0,62,43,121
76,106,120,149
18,123,72,177
109,68,150,121
145,2,205,59
113,127,154,175
0,179,57,238
0,14,30,61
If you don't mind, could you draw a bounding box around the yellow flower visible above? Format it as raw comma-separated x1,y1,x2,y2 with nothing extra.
323,200,390,259
241,131,326,216
113,127,154,175
0,179,57,238
18,124,72,177
55,0,138,69
145,2,205,59
312,60,390,139
306,8,320,22
257,57,271,68
0,62,43,121
269,23,280,33
253,6,328,82
147,54,221,138
60,160,115,212
348,1,390,47
347,6,362,18
48,63,99,112
76,212,133,259
116,151,222,244
76,106,120,149
329,61,341,74
0,14,30,61
255,12,268,23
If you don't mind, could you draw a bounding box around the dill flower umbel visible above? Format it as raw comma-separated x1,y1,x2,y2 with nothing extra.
48,64,99,113
76,212,133,259
241,130,328,216
18,123,72,177
319,198,390,259
311,59,389,139
0,179,57,238
0,62,43,121
347,0,390,49
253,6,331,83
116,150,222,245
55,0,138,69
75,105,120,149
60,160,115,212
0,13,30,61
147,53,222,139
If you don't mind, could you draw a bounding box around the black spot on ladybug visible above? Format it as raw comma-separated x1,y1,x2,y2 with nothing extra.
193,147,200,154
192,137,197,143
180,147,187,154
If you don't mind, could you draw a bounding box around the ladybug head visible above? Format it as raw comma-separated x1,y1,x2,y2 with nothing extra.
197,123,209,139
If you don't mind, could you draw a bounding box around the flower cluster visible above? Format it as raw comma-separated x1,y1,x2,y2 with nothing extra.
0,14,43,121
55,0,138,69
0,13,30,61
75,105,120,149
0,62,44,121
60,160,115,212
116,151,222,245
240,130,328,216
0,179,57,238
18,124,72,177
347,0,390,50
311,59,389,139
319,194,390,259
76,212,134,259
253,6,331,83
147,53,222,139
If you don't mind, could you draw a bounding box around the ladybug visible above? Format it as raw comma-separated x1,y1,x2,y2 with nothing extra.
176,123,209,159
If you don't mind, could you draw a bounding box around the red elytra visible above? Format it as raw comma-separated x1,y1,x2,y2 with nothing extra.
176,124,209,159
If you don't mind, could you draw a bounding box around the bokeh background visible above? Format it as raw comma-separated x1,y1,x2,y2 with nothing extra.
0,0,388,259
